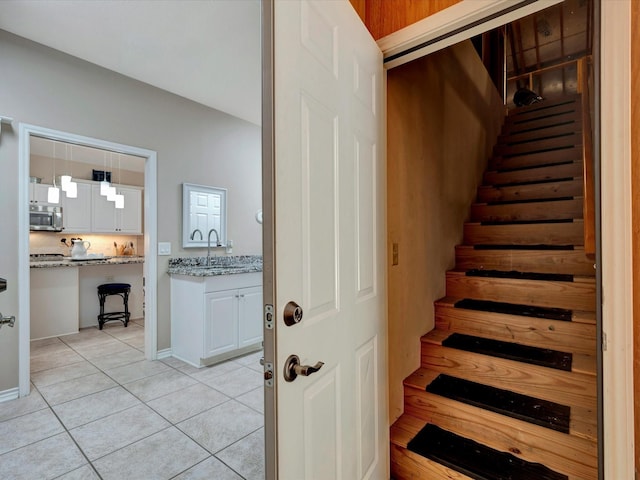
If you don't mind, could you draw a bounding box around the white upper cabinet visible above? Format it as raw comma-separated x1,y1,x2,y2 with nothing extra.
91,183,143,234
61,182,92,232
29,183,52,204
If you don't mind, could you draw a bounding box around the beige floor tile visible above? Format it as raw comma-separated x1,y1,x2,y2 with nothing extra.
187,360,238,384
0,433,86,480
235,386,264,414
72,338,134,360
233,350,263,368
104,359,171,384
93,427,209,480
88,347,145,370
53,386,141,429
216,428,265,480
0,408,63,455
30,340,73,357
37,371,117,406
30,336,64,349
123,369,197,402
70,404,169,461
30,348,85,373
147,383,229,424
56,464,100,479
101,323,143,340
31,361,99,388
177,400,263,454
197,366,263,398
59,328,112,347
0,388,48,422
174,456,243,480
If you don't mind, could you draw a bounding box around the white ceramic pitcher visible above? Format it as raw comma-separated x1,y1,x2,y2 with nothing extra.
71,240,91,258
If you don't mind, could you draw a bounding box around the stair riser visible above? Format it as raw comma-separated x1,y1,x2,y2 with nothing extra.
463,220,584,246
498,120,581,144
445,273,596,311
508,101,580,125
503,111,581,135
471,198,583,223
390,443,474,480
477,179,583,203
509,94,579,113
403,388,597,476
484,161,583,186
491,146,582,171
420,345,597,409
435,303,596,356
455,246,595,276
495,133,583,158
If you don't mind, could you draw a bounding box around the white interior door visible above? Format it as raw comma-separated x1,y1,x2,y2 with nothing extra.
271,1,387,478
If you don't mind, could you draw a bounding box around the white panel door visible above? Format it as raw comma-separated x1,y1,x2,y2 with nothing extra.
273,1,387,478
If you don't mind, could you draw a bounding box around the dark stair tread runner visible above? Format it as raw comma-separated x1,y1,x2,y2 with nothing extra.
487,176,577,188
454,298,573,321
484,196,575,206
472,244,575,251
465,269,574,282
426,374,570,433
441,333,573,371
407,423,568,480
481,219,575,226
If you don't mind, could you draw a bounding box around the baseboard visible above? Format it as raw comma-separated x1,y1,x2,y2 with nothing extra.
156,348,172,359
0,387,19,403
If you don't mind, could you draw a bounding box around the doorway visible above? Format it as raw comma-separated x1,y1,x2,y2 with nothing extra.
17,124,158,396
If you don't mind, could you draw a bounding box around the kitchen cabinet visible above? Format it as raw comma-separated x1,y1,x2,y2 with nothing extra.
30,267,79,339
29,182,52,204
171,272,262,367
61,182,92,232
91,184,142,234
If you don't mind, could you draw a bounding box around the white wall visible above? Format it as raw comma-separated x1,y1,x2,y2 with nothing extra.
0,30,261,392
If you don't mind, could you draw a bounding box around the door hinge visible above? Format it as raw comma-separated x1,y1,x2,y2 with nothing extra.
602,331,607,351
264,304,274,330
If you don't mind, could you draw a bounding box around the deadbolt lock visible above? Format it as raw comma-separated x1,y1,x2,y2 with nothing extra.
283,301,303,326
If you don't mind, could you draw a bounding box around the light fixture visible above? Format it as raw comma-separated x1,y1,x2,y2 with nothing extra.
64,144,78,198
106,185,117,201
47,141,60,204
100,151,110,196
114,153,125,209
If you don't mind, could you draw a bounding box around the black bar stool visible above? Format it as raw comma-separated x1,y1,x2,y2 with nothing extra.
97,283,131,329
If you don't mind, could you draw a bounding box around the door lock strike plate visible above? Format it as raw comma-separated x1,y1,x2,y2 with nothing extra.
264,362,274,387
264,304,274,330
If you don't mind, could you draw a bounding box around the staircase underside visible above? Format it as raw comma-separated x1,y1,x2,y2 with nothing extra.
390,94,597,480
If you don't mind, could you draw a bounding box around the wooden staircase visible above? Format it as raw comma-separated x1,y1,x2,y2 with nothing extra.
390,94,597,480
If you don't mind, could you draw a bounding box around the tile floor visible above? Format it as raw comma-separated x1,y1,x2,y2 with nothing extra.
0,319,265,479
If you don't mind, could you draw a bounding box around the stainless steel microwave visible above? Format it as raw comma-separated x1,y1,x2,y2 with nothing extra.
29,205,64,231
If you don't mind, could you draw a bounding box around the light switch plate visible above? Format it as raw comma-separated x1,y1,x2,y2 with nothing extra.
158,242,171,256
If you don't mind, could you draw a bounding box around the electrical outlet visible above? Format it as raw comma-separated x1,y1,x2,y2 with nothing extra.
106,275,114,282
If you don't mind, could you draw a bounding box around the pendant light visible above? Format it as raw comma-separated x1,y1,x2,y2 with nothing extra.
106,152,117,201
47,141,60,204
114,153,125,209
63,144,78,198
100,151,110,196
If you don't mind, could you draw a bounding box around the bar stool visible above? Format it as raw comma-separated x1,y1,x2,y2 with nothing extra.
97,283,131,329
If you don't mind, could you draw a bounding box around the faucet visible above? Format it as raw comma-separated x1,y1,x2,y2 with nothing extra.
207,228,220,266
190,229,203,240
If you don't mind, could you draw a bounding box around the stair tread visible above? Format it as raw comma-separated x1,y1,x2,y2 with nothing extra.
422,331,597,375
476,195,581,206
437,296,596,325
426,373,570,433
464,269,575,282
407,423,569,480
484,161,583,186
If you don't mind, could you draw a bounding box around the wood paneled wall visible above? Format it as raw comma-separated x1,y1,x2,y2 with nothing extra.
386,40,505,421
632,0,640,472
349,0,461,40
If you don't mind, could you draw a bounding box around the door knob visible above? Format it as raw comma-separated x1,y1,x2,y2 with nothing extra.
283,301,303,326
0,312,15,329
283,354,324,382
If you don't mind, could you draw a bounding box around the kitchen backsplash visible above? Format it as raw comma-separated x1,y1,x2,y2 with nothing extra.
30,232,144,257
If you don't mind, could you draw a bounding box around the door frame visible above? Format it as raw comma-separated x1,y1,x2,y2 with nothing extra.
17,123,158,397
262,0,634,480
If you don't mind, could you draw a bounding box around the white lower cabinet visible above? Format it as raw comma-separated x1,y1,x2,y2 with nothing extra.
171,272,262,367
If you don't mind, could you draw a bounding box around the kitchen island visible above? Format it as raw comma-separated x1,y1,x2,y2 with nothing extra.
30,256,144,339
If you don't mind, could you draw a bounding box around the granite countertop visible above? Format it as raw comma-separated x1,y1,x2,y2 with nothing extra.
168,255,262,277
30,256,145,268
